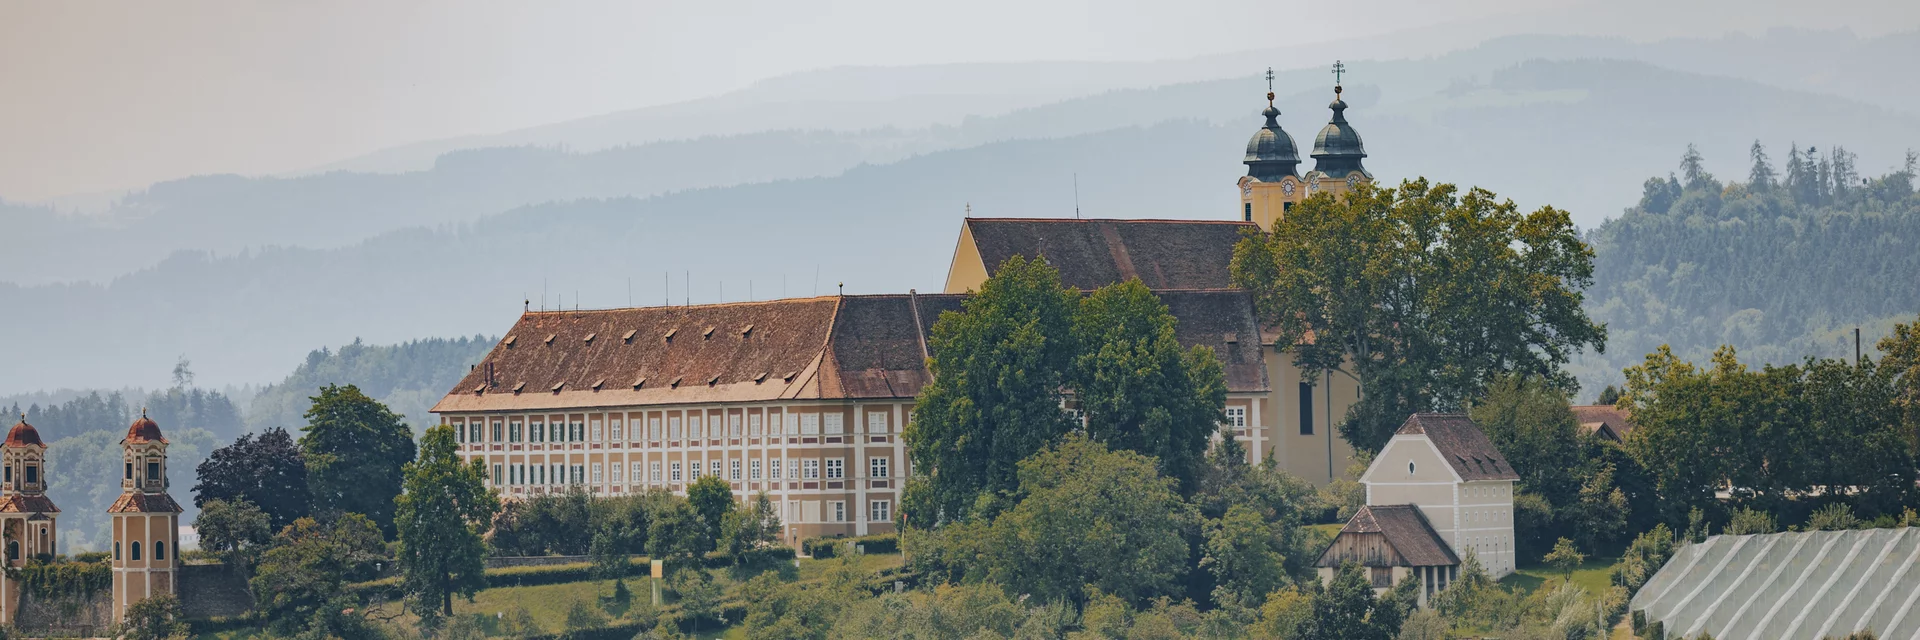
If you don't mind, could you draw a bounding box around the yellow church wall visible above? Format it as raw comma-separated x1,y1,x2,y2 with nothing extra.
942,223,989,294
1263,349,1359,487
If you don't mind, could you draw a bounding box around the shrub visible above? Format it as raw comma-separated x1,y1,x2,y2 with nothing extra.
804,533,898,559
1808,503,1862,531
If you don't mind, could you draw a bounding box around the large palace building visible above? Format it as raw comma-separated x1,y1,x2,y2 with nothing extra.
434,76,1374,543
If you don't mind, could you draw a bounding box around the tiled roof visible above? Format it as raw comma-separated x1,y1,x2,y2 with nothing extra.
434,290,1271,413
5,419,42,448
0,495,58,514
1397,413,1519,481
1571,405,1634,441
125,415,167,444
965,218,1253,290
1319,504,1458,567
108,492,183,514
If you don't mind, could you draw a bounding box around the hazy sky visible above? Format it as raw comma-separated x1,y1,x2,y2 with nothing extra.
4,0,1916,201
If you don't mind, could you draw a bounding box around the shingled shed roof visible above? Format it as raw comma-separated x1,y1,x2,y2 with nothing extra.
1318,504,1458,567
0,495,58,515
965,218,1253,290
108,492,182,514
1398,413,1519,481
821,293,961,400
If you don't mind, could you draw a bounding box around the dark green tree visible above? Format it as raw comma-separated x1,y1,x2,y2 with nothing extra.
299,384,416,535
905,254,1079,524
120,592,189,640
193,427,310,529
1232,179,1605,452
250,514,387,632
1200,503,1290,609
1070,278,1228,493
721,492,783,559
686,475,733,544
647,497,709,564
193,498,272,567
395,424,500,622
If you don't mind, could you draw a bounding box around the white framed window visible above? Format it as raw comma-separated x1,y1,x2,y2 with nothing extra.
550,464,561,485
669,417,682,440
751,459,763,479
509,422,522,442
824,413,844,435
491,421,504,442
649,418,661,440
691,461,703,478
572,465,584,484
801,414,819,435
825,458,844,479
471,423,483,443
530,422,543,443
868,411,888,433
831,501,845,522
611,464,622,483
455,422,466,443
689,415,704,439
611,420,623,441
730,459,742,480
770,459,783,480
871,457,889,478
592,463,604,483
1225,407,1247,435
783,412,798,435
650,462,662,482
750,414,763,436
870,500,891,523
729,414,742,436
803,459,820,479
574,423,585,441
670,462,682,482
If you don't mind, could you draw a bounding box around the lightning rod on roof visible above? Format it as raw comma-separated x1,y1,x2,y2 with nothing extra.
1074,173,1081,219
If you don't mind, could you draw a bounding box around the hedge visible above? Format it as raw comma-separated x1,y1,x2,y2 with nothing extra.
803,533,898,559
13,560,111,598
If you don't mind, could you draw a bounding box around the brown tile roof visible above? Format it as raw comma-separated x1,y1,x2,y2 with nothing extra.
1397,413,1519,481
109,492,183,514
1319,504,1459,567
966,218,1254,290
125,414,167,444
5,419,43,448
1571,405,1634,441
434,289,1271,414
0,495,58,514
1156,290,1269,393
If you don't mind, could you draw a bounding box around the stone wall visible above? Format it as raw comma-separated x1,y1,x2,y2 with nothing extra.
178,563,252,619
486,555,592,569
16,592,112,637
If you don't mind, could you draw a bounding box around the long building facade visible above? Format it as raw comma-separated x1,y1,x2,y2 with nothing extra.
434,76,1376,541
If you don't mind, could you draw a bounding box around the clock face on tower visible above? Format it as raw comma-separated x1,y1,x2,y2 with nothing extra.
1282,181,1296,196
1241,181,1252,196
1347,175,1360,188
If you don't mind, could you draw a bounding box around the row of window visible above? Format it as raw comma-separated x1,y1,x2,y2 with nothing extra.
488,456,891,487
800,499,891,523
457,411,904,445
114,539,168,562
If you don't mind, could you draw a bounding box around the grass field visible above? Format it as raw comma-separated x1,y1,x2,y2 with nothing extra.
1501,554,1619,595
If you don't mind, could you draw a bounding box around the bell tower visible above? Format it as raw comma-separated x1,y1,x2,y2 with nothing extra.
1302,61,1373,199
1238,67,1306,231
110,409,182,623
0,415,57,625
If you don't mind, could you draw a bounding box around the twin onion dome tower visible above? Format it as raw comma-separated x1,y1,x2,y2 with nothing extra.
1238,62,1373,231
0,412,181,626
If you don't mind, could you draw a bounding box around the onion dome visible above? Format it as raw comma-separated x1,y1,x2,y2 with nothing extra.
5,416,41,448
125,409,167,445
1244,92,1301,182
1310,86,1369,179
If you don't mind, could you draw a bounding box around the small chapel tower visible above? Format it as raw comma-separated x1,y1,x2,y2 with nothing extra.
110,410,183,624
0,415,58,624
1237,68,1307,231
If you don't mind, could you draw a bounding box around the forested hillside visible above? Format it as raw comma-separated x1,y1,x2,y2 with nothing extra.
244,336,495,434
1575,145,1920,394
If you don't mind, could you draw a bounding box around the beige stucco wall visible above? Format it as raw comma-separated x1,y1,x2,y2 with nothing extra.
1359,434,1517,579
942,224,989,294
1241,176,1304,232
1263,354,1359,486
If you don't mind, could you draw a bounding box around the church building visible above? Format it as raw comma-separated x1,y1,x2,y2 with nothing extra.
0,416,58,625
434,68,1381,541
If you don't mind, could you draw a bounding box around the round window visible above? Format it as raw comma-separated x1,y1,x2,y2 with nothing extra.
1408,461,1416,475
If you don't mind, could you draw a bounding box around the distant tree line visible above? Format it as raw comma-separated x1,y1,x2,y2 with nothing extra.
244,336,493,435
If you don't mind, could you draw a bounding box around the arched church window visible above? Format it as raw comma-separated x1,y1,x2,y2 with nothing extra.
115,541,121,560
155,541,167,561
130,541,141,561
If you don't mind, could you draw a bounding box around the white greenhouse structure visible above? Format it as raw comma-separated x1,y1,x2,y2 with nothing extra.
1631,527,1920,639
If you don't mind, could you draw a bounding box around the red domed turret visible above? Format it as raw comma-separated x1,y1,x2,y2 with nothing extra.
4,416,41,448
125,410,167,445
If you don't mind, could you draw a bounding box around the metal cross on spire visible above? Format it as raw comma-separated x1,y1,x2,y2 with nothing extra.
1265,67,1275,91
1331,60,1346,86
